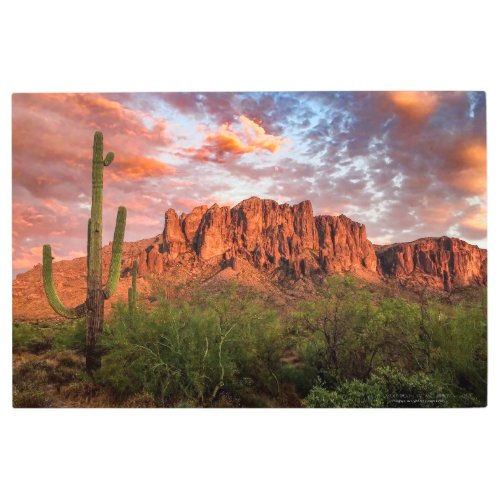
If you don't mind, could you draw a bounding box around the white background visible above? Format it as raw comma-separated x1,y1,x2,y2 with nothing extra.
0,1,498,499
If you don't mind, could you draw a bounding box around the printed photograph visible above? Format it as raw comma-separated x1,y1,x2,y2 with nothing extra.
12,91,487,408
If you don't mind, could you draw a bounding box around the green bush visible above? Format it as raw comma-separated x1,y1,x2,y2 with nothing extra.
278,364,318,399
426,298,487,403
13,321,85,354
371,366,449,408
98,286,285,406
294,276,395,385
51,320,86,352
304,386,340,408
305,367,451,408
305,380,385,408
13,323,53,353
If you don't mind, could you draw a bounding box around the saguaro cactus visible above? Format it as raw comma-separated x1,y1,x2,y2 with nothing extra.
128,260,138,312
43,131,127,371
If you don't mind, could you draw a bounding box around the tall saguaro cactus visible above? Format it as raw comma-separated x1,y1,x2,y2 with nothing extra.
43,131,127,371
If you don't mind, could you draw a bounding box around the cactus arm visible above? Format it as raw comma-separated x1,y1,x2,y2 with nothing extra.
131,259,138,305
128,287,134,312
131,260,137,294
128,260,138,312
87,218,91,286
104,152,114,166
103,206,127,298
42,245,86,319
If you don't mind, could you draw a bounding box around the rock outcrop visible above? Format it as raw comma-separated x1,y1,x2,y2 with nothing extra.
376,237,487,290
133,197,487,290
156,196,378,278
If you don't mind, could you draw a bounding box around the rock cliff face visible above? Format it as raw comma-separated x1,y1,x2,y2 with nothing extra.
376,237,487,290
136,197,487,290
156,196,378,278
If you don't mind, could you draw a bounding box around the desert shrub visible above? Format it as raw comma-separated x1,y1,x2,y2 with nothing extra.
13,383,50,408
278,364,318,399
97,277,484,408
52,351,83,369
294,276,389,385
122,392,157,408
305,380,385,408
332,379,385,408
51,320,86,352
449,392,484,408
98,285,285,406
305,367,451,408
294,278,487,408
304,386,339,408
13,321,85,355
370,366,449,407
13,354,82,391
13,359,52,386
213,392,242,408
369,297,423,371
99,300,226,404
425,297,487,404
201,285,285,398
13,323,53,353
44,363,79,386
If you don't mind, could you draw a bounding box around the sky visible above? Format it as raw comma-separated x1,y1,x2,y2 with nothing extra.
12,91,486,277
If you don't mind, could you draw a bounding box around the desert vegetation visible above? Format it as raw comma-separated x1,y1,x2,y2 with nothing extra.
42,131,126,371
13,276,487,408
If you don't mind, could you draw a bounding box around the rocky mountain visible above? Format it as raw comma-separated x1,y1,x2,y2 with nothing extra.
376,237,487,291
12,196,487,320
159,197,376,277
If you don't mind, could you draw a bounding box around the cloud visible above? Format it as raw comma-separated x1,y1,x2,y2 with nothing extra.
457,205,487,240
107,155,176,180
388,91,439,122
286,91,486,244
42,199,70,215
12,93,172,182
158,92,238,124
179,115,286,163
12,246,44,272
446,141,486,195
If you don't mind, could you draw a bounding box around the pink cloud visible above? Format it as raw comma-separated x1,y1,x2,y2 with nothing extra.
12,93,173,181
458,204,487,240
388,91,439,122
107,155,176,181
447,141,486,195
12,93,177,275
179,115,286,163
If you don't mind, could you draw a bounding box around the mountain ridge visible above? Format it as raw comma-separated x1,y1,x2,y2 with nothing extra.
12,196,487,320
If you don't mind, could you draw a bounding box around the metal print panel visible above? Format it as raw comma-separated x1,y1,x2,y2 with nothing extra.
12,92,487,408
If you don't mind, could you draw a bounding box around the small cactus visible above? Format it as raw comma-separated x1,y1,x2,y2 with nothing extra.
42,131,127,371
128,260,138,312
